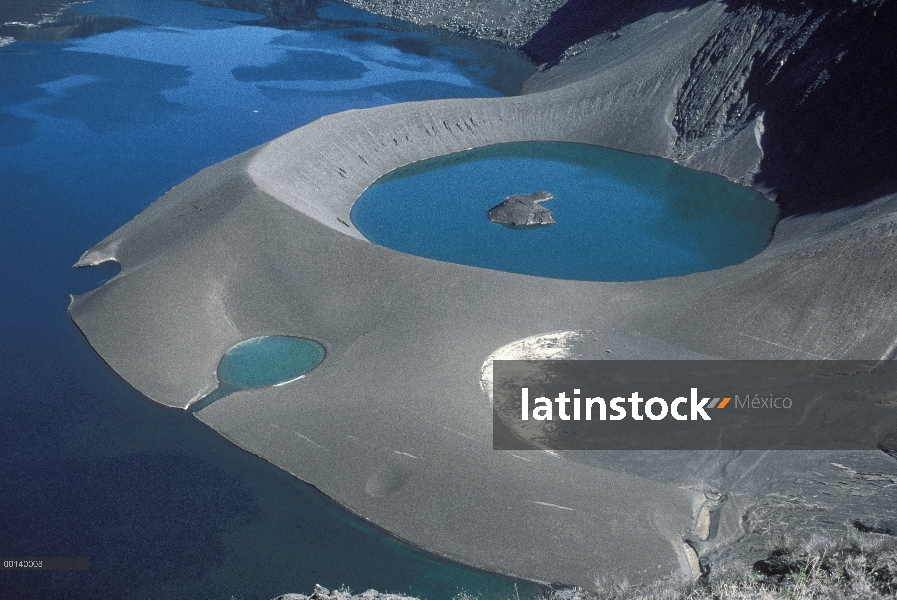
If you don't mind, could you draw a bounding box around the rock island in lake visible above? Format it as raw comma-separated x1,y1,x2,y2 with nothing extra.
487,191,554,226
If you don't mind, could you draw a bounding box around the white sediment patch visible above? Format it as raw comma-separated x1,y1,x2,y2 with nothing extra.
479,331,579,404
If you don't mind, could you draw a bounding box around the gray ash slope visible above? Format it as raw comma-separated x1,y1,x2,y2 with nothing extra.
226,0,897,582
341,0,896,217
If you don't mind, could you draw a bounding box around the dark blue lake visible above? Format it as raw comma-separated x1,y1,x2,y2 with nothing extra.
0,1,540,599
352,143,779,281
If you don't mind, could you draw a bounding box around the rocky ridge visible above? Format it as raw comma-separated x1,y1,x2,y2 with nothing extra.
339,0,566,47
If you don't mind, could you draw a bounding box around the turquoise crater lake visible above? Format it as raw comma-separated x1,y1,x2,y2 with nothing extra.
188,336,326,412
351,142,779,281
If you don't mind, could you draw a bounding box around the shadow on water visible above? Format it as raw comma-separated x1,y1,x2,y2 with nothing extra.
0,112,37,146
1,43,191,132
253,2,536,96
385,37,436,57
232,49,369,82
72,0,267,30
36,53,191,133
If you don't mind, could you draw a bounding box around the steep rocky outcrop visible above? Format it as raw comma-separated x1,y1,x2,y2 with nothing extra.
339,0,566,47
669,0,896,215
520,0,704,65
0,0,73,27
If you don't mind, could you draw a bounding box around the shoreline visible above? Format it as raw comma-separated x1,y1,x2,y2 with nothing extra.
0,0,75,25
0,0,71,44
0,0,147,43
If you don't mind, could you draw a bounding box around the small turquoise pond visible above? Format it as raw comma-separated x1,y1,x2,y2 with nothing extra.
351,142,780,281
189,336,325,412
